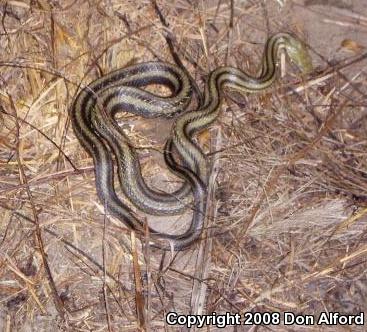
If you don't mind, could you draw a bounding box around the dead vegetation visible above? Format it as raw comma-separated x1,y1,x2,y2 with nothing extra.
0,0,366,331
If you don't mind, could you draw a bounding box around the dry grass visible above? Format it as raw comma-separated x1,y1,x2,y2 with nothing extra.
0,0,367,331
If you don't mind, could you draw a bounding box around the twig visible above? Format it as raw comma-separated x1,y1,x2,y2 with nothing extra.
131,231,146,331
7,94,66,318
102,208,112,332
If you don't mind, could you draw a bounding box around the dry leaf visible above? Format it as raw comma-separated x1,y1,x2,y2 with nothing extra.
341,39,364,54
198,129,211,147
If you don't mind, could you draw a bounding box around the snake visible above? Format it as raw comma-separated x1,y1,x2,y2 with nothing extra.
70,63,206,250
70,32,312,250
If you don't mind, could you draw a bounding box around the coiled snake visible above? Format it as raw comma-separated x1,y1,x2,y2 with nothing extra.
70,32,312,250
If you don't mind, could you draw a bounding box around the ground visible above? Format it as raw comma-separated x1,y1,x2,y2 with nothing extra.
0,0,366,331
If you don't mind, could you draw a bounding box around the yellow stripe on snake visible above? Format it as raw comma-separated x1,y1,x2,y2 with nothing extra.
70,32,312,250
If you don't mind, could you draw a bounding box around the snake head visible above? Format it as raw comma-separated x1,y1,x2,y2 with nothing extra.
284,35,313,75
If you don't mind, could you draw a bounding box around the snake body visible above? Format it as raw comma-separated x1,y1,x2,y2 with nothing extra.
71,63,206,250
89,71,195,216
71,32,312,250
